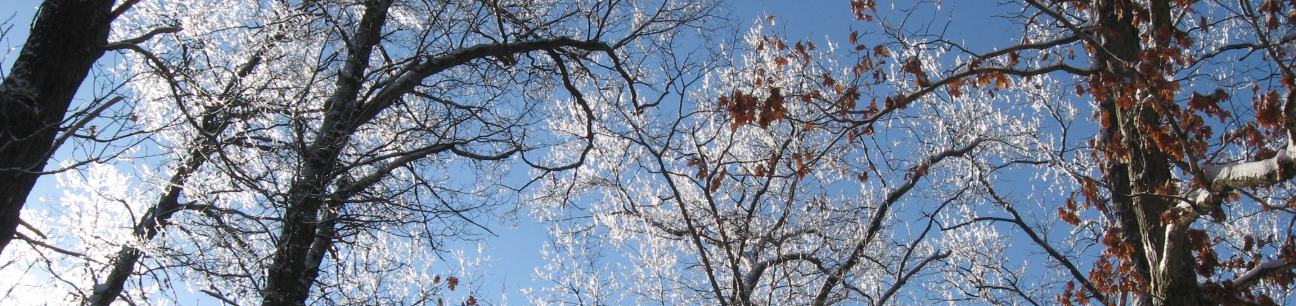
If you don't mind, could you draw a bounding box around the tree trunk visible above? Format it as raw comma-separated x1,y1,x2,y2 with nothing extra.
1094,1,1205,305
261,178,331,306
0,0,116,255
260,1,391,305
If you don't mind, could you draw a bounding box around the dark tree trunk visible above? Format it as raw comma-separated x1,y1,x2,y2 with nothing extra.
260,1,392,305
0,0,116,255
1094,1,1205,305
261,174,333,306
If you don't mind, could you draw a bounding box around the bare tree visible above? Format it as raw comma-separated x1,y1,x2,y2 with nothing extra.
0,0,719,305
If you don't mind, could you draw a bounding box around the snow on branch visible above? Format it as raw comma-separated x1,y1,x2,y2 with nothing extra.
1228,258,1296,289
1201,140,1296,192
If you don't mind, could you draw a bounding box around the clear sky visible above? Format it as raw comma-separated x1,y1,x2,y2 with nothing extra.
0,1,1021,305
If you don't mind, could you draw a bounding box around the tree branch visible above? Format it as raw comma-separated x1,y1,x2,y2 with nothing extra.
874,250,951,306
811,138,983,306
103,26,179,51
1228,258,1296,289
355,37,616,129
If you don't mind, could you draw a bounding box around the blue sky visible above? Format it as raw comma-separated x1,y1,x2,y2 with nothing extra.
0,1,1025,305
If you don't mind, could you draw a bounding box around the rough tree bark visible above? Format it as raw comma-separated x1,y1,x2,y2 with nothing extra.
0,0,116,255
1094,0,1204,305
259,1,394,305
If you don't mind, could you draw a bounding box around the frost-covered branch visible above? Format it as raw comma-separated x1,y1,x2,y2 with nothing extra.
811,138,983,306
356,37,616,129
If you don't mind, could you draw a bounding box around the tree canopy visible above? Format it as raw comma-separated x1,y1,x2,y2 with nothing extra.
3,1,1296,306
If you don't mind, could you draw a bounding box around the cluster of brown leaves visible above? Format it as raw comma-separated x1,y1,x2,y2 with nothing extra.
1058,177,1144,305
1059,228,1146,306
1253,88,1284,129
901,58,930,87
719,87,787,131
1187,229,1222,277
1200,235,1296,306
788,150,813,179
850,0,878,22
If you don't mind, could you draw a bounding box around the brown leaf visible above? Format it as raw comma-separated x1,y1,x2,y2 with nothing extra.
758,87,787,128
1255,90,1283,128
911,164,929,177
1058,207,1080,225
837,87,859,113
709,169,725,193
1188,90,1230,121
901,57,929,86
